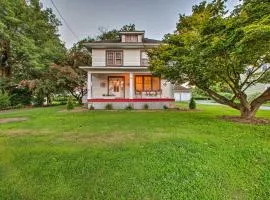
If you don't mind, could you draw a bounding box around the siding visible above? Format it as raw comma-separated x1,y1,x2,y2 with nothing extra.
92,49,106,66
123,49,141,66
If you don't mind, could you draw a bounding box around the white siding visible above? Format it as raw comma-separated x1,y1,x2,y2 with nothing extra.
92,49,106,66
174,92,191,102
123,49,141,66
121,35,126,42
138,35,143,42
161,80,174,98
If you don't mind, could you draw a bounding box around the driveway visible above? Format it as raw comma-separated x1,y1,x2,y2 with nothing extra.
196,100,270,111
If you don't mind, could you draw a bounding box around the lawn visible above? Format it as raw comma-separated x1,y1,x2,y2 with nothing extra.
0,105,269,200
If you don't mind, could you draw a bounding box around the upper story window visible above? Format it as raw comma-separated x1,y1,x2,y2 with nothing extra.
125,35,138,42
141,51,149,66
106,51,123,66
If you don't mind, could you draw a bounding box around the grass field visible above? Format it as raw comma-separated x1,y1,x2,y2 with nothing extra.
0,104,269,199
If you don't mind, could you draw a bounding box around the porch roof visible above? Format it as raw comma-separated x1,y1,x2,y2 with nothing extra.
79,66,151,73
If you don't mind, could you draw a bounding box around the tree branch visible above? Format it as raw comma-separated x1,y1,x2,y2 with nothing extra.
242,68,270,92
199,86,240,110
250,87,270,111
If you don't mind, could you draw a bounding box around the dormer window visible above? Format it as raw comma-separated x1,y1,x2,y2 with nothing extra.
125,35,138,42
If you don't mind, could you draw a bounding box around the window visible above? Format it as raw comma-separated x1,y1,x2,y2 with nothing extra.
125,35,138,42
135,75,161,91
141,51,149,66
106,51,123,66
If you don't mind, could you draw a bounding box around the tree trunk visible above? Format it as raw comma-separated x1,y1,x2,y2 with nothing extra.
240,107,257,119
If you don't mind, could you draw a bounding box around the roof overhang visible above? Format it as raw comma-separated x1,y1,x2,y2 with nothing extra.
79,66,151,73
119,31,145,35
84,43,160,49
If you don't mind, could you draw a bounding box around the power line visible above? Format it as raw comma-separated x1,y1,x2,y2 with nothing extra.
50,0,79,40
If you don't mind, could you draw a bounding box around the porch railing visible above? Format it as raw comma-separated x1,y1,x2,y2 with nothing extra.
135,90,162,98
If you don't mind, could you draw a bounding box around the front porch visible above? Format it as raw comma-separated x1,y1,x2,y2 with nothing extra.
86,71,175,109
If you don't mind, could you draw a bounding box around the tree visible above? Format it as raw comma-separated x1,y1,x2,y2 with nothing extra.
96,24,136,41
148,0,270,119
0,0,65,80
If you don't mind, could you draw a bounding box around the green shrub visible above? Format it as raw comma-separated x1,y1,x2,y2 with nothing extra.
189,97,196,110
105,104,113,110
125,104,133,110
66,96,74,110
163,105,168,110
13,104,24,109
33,95,45,106
143,104,149,110
53,95,68,105
9,88,32,106
0,92,11,110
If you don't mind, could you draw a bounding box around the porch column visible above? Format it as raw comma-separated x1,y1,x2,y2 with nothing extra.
129,72,134,99
87,72,92,99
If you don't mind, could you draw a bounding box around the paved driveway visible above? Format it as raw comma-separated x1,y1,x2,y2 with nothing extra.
196,100,270,111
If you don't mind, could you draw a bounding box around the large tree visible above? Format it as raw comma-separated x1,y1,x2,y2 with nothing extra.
0,0,65,80
148,0,270,119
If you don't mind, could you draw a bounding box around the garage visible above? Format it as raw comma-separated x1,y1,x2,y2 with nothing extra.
173,85,192,102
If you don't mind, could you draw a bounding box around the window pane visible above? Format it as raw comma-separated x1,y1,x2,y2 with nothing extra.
144,77,151,91
126,35,138,42
107,51,122,65
135,76,143,91
152,77,160,90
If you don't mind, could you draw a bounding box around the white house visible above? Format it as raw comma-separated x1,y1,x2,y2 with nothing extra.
80,30,175,109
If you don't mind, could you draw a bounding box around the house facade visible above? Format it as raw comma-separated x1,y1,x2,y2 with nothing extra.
80,30,175,109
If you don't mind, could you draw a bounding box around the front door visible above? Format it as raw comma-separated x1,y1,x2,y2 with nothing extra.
108,77,125,98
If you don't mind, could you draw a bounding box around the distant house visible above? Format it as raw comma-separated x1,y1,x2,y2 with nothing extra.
173,85,192,102
80,30,175,109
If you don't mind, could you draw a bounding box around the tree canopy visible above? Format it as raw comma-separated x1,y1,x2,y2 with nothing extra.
148,0,270,118
0,0,66,80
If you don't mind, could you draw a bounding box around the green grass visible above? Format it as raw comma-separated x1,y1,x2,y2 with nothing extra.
0,105,269,200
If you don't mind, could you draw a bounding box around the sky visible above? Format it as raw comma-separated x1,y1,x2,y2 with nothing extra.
41,0,241,48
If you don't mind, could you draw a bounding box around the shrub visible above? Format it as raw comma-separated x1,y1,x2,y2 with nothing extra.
9,88,32,106
163,105,168,110
66,96,74,110
33,95,45,106
105,104,113,110
89,105,95,110
125,104,133,110
143,104,149,110
0,92,11,110
13,104,24,109
189,97,196,109
53,95,68,105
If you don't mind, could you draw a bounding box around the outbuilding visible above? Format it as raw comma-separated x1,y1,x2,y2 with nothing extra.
173,85,192,102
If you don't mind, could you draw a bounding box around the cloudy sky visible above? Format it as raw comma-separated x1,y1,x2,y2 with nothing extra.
41,0,241,48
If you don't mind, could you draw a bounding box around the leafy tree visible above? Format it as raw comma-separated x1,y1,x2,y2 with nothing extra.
96,24,136,41
50,64,87,104
0,0,65,80
148,0,270,119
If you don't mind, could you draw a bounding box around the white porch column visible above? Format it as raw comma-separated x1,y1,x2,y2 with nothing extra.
87,72,92,99
129,72,134,99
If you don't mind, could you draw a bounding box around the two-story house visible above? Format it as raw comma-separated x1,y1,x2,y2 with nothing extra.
80,30,175,109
